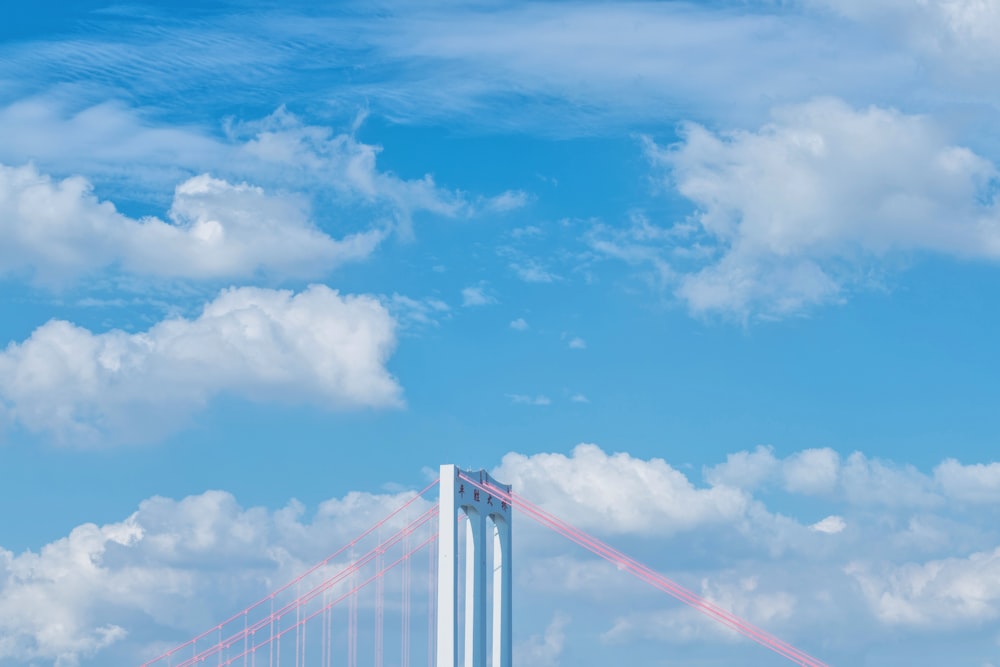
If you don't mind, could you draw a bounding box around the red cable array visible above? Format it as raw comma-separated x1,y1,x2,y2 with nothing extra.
141,472,830,667
140,480,440,667
458,472,830,667
401,526,411,667
170,504,439,667
209,530,440,667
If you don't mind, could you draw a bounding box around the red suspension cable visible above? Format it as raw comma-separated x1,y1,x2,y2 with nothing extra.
459,473,828,667
168,503,440,667
140,480,439,667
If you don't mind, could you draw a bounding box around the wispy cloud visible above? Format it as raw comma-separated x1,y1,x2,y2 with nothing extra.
485,189,530,212
386,293,451,329
0,102,505,238
461,285,497,307
510,261,559,283
507,393,551,406
350,2,911,132
0,3,926,137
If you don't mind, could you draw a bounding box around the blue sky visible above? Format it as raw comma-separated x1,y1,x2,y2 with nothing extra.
3,1,1000,665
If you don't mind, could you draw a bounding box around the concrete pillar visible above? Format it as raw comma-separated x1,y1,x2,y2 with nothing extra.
437,466,512,667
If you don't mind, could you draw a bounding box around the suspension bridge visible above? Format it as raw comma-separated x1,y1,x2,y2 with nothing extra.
138,465,829,667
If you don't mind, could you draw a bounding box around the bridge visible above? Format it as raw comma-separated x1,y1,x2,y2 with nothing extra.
138,465,828,667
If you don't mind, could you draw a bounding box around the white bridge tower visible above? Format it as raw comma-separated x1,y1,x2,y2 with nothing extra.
437,465,512,667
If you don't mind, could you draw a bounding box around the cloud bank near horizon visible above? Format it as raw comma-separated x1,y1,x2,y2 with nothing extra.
5,444,1000,665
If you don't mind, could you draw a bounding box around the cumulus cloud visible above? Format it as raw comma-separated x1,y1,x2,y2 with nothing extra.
705,445,844,496
840,452,940,508
848,547,1000,627
645,97,1000,318
705,446,944,508
783,448,841,495
934,459,1000,504
13,445,1000,665
0,488,432,666
509,317,529,331
811,515,846,534
0,164,383,284
491,444,1000,661
0,285,401,445
495,444,749,535
704,445,781,491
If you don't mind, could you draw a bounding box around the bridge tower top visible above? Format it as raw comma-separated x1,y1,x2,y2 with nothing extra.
437,465,512,667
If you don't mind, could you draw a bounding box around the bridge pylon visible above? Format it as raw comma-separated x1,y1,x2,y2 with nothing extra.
437,465,512,667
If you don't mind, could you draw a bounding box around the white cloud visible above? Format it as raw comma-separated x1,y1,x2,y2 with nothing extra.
604,576,797,646
704,445,780,491
840,452,941,509
228,107,472,232
386,293,451,329
353,2,902,132
583,214,676,289
783,448,840,496
0,98,218,189
811,515,846,534
703,445,843,496
647,97,1000,318
461,285,497,307
514,613,568,667
848,547,1000,627
510,261,559,283
0,4,921,138
486,189,530,212
507,394,551,407
0,102,502,244
14,445,1000,665
0,488,432,666
0,164,384,284
494,444,749,536
703,445,948,510
510,318,529,331
567,337,586,350
806,0,1000,80
0,285,401,445
934,459,1000,504
570,394,589,403
511,225,544,239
